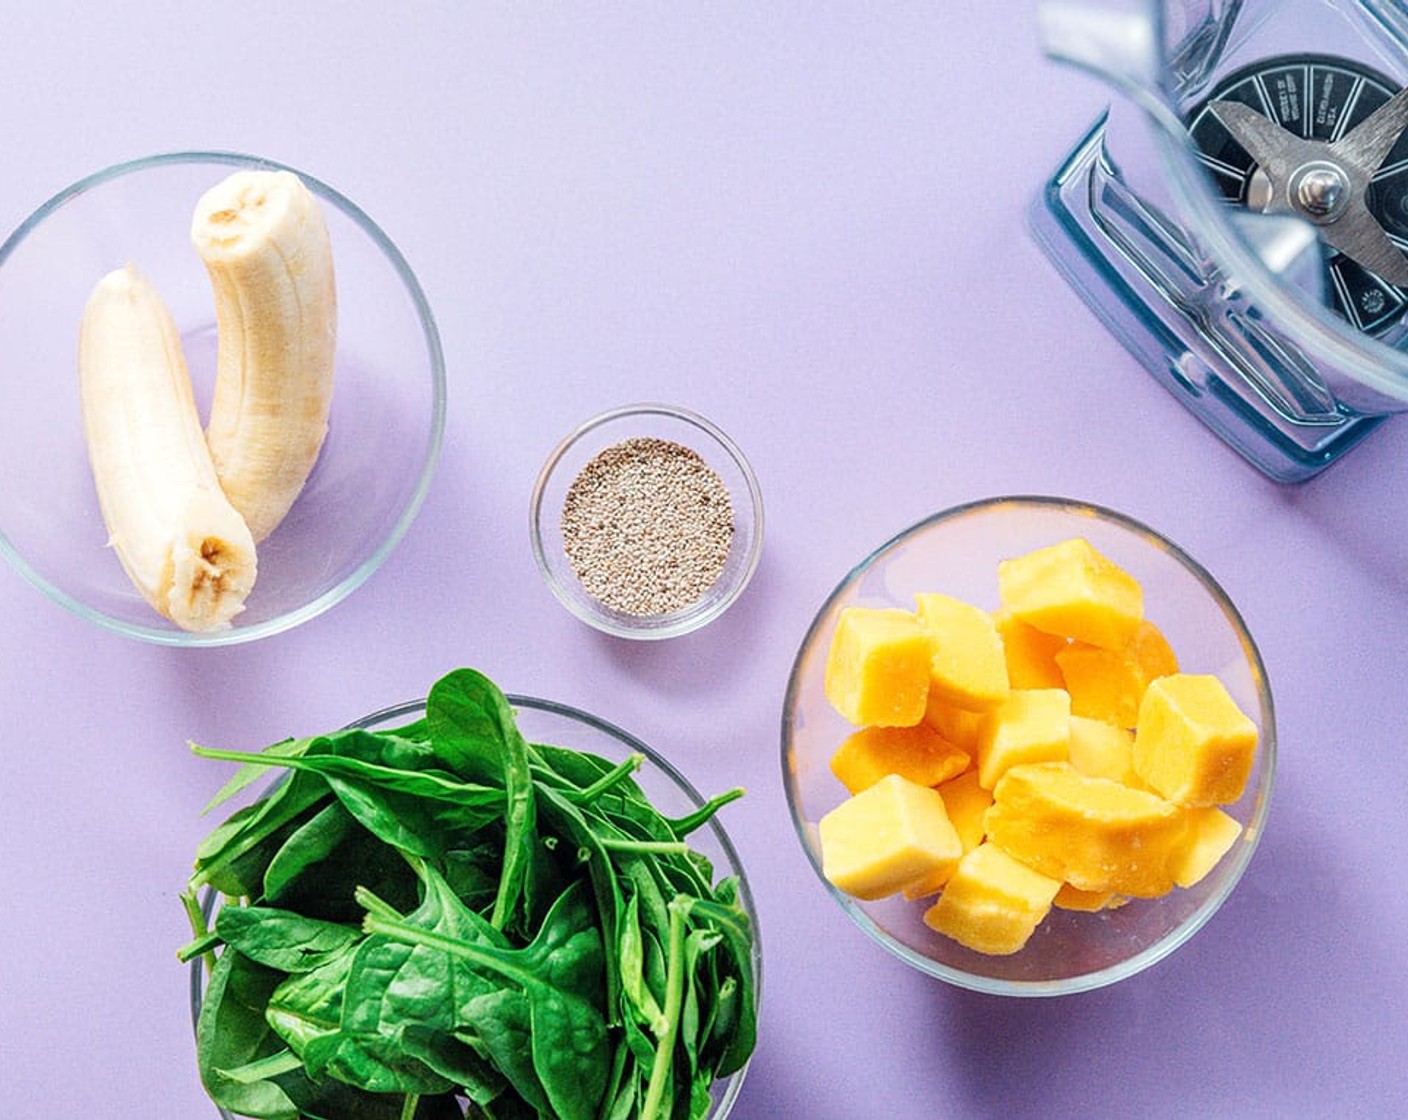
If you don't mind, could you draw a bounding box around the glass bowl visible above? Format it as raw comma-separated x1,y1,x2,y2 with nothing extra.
781,495,1275,996
530,404,764,639
0,151,445,645
191,692,761,1118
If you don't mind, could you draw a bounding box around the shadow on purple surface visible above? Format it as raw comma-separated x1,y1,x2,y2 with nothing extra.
584,545,783,698
936,797,1386,1118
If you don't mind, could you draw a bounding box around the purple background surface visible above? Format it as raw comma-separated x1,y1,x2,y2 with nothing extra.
2,4,1405,1118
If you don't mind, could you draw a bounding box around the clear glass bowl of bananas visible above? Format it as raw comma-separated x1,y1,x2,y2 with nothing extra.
0,152,446,644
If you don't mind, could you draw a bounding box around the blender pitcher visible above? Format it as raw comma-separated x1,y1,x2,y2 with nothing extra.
1031,0,1408,480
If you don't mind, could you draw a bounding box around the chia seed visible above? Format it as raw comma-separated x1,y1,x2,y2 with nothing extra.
561,436,734,616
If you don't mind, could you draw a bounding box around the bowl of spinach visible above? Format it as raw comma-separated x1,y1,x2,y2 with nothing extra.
181,667,760,1120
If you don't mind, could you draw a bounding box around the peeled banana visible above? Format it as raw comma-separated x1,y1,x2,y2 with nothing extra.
78,264,258,631
191,169,337,542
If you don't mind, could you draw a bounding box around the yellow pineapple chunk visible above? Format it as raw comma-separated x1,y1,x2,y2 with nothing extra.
1056,619,1179,727
1167,806,1244,888
819,774,962,901
829,723,970,796
1066,715,1140,786
985,762,1188,898
974,688,1071,789
992,607,1068,689
998,537,1144,650
915,592,1010,711
923,842,1061,955
1132,674,1258,806
823,607,931,727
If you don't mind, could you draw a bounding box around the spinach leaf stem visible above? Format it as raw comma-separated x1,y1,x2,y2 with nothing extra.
571,752,644,802
361,913,537,991
598,837,690,856
640,895,691,1120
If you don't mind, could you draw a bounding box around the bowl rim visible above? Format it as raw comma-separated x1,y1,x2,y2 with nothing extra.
528,401,765,640
0,149,447,647
190,691,762,1119
780,493,1277,996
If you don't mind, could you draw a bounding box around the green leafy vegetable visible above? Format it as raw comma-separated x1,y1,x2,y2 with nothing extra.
183,667,758,1120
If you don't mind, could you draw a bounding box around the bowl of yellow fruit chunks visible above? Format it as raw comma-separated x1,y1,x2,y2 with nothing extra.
0,152,445,645
781,496,1275,995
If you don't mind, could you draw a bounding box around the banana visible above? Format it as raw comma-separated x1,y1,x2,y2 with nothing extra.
191,169,337,542
78,264,258,631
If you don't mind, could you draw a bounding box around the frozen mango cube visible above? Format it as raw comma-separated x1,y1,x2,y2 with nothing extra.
823,607,931,727
974,688,1071,789
1066,715,1139,786
998,537,1144,650
923,841,1061,956
819,774,962,901
985,762,1188,898
937,768,992,853
992,607,1068,690
923,693,984,753
901,865,957,901
915,592,1010,711
1132,673,1258,806
1167,806,1244,888
829,723,970,795
1056,619,1179,728
903,768,992,900
1052,882,1121,912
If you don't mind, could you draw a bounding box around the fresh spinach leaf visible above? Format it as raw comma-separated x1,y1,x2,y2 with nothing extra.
682,894,757,1077
263,803,422,923
425,667,521,784
199,736,313,816
299,1027,455,1097
264,945,357,1058
215,905,362,974
191,770,330,898
362,909,609,1120
533,782,626,1011
196,949,299,1120
261,800,361,903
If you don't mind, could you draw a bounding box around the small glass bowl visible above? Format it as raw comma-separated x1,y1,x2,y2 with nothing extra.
0,151,445,645
530,404,764,639
781,495,1276,996
191,692,761,1119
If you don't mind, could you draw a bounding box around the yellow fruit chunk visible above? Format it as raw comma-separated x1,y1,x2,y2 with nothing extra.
923,694,983,752
902,867,956,901
823,607,931,727
997,537,1144,650
819,774,962,901
903,769,992,900
1167,806,1244,889
1132,674,1258,807
1052,883,1120,912
992,607,1067,689
923,842,1061,955
974,688,1071,790
829,723,970,796
985,762,1188,898
915,592,1010,711
1066,715,1139,786
938,768,992,853
1056,619,1179,727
